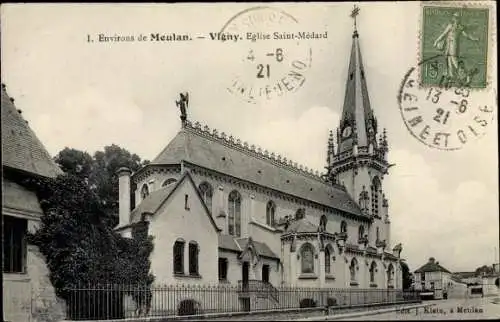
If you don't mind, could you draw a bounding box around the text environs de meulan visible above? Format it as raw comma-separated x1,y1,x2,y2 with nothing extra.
97,31,327,43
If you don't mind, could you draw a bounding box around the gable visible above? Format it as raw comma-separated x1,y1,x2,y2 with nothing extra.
139,171,220,233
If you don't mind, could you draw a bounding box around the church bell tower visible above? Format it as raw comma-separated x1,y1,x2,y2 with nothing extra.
326,7,392,248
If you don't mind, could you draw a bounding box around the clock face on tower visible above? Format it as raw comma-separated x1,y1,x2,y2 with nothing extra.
342,126,352,138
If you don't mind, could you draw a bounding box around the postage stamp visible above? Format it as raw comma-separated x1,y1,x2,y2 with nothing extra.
221,6,315,104
398,57,496,151
419,3,491,89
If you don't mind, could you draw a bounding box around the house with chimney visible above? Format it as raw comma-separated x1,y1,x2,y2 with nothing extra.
2,84,65,322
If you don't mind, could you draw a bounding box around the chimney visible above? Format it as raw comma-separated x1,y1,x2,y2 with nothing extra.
429,257,436,264
116,167,132,228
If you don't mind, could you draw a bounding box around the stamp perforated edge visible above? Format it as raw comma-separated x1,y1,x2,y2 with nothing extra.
417,1,497,91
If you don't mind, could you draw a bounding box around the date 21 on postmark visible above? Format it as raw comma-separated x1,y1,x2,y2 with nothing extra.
419,3,492,89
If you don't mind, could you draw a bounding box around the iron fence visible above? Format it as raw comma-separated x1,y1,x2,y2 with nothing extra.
64,281,420,320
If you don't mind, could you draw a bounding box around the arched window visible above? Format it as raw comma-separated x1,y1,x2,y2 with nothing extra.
295,208,305,220
141,184,149,200
173,239,185,274
319,215,328,232
358,225,365,240
198,182,213,212
325,245,334,274
349,258,358,281
228,191,241,237
300,243,315,274
371,177,381,217
188,241,199,276
266,201,276,227
163,178,177,187
387,264,395,287
370,261,377,283
340,221,347,233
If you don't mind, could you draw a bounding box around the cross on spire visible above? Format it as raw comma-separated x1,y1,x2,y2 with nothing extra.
350,5,360,35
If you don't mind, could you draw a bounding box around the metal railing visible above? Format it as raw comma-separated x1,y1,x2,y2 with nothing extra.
63,283,421,320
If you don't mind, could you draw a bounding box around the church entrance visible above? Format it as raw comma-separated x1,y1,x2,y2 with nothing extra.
262,264,270,283
242,262,249,290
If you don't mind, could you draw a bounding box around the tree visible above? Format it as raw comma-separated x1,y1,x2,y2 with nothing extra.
54,144,150,227
400,260,413,290
25,173,154,319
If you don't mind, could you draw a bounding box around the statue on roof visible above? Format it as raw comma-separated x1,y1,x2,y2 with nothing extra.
176,92,189,124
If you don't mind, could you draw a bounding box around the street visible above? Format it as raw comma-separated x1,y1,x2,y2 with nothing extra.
334,296,500,320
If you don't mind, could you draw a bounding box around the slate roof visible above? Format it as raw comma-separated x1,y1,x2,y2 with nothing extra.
2,85,62,178
236,238,279,259
148,125,366,219
217,235,279,259
415,260,452,274
285,218,318,233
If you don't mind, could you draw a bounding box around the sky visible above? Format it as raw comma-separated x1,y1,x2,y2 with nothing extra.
1,2,498,273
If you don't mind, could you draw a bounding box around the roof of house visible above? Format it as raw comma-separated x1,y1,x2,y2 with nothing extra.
415,258,452,274
284,218,318,233
2,85,62,178
217,234,278,259
127,170,220,232
146,123,367,219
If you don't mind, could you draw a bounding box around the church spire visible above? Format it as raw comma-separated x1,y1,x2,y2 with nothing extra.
337,6,377,154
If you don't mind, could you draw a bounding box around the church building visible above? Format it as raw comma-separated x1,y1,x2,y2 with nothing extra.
116,20,404,297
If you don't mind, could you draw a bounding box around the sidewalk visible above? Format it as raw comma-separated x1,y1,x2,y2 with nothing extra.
291,302,436,321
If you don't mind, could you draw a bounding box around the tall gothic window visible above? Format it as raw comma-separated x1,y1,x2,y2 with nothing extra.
228,190,241,237
141,184,149,200
173,239,185,274
300,243,315,274
325,245,334,274
350,258,358,281
358,225,365,240
198,182,213,212
387,264,395,287
340,221,348,233
371,177,381,217
266,201,276,227
163,178,177,187
188,241,199,276
370,261,377,283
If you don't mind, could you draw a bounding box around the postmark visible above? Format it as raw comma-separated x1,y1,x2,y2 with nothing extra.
220,6,315,104
419,3,491,89
398,56,496,151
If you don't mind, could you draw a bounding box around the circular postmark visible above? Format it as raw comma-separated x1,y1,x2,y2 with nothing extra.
221,6,314,104
398,55,496,151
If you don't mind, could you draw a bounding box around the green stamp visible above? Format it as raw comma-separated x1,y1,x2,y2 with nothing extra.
420,5,490,88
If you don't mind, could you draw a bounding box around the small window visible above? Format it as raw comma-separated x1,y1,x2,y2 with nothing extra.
325,245,334,274
350,258,358,281
3,216,27,273
163,178,177,187
218,258,228,281
370,261,377,283
173,239,185,274
188,242,199,276
295,208,305,220
228,190,242,237
387,264,395,286
184,194,190,210
340,221,347,233
266,201,276,227
376,227,380,241
140,184,149,200
300,243,315,274
198,182,213,212
358,225,365,240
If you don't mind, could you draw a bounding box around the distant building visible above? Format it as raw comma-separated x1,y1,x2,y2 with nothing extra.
414,257,463,299
2,84,65,322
